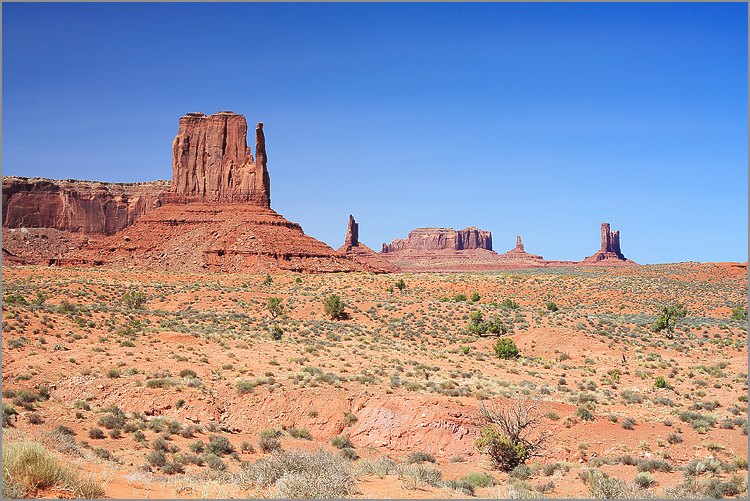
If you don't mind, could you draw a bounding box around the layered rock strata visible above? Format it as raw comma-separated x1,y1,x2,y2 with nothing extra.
2,177,168,235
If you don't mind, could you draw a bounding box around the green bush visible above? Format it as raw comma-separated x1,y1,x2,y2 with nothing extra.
207,435,234,456
500,299,519,309
470,292,481,302
576,406,595,422
654,376,668,389
731,305,748,321
122,290,147,309
2,403,18,427
493,338,519,360
545,301,558,311
330,434,353,449
323,295,345,320
474,425,527,471
266,297,283,318
395,279,406,291
288,427,311,440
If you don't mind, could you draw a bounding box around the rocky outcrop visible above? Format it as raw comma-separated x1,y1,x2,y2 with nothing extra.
381,227,492,254
344,214,359,248
582,223,633,265
2,177,168,235
86,203,368,273
169,112,270,206
337,215,397,273
499,235,544,262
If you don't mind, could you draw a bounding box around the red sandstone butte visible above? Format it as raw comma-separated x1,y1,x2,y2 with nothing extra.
497,235,545,264
169,112,270,206
2,177,168,235
337,215,398,273
82,111,369,273
582,222,634,265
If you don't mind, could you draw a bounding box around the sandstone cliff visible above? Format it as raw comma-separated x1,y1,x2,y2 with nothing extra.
2,177,168,235
381,227,493,254
169,112,270,206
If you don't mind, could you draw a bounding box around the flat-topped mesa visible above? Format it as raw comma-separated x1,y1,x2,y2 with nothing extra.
381,227,493,254
582,222,632,265
344,214,359,248
168,112,270,206
2,176,168,235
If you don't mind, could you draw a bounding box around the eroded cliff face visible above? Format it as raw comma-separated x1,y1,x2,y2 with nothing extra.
2,177,168,235
381,227,493,254
169,112,270,206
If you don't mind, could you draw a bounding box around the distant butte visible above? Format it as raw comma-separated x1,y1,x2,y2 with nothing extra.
581,222,634,266
337,215,398,273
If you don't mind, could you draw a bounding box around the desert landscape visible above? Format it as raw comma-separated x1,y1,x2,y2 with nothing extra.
1,109,748,499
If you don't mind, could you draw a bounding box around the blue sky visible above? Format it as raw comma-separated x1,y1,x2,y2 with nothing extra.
3,3,747,263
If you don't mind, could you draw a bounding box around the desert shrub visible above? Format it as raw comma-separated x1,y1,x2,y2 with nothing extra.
98,412,125,430
679,411,717,432
493,337,519,360
395,279,407,291
406,451,436,464
355,457,398,479
204,453,226,471
576,406,595,421
266,297,284,318
122,290,147,309
2,403,18,427
453,294,467,302
446,479,475,496
242,449,357,498
509,464,532,480
667,433,683,445
621,417,636,430
236,379,254,395
475,399,547,471
399,463,443,490
288,427,311,440
88,428,105,439
207,435,234,456
637,459,672,473
545,302,558,312
2,441,104,498
147,450,167,467
634,471,656,488
584,470,633,498
343,412,358,426
330,434,353,449
462,471,494,488
270,324,284,341
487,316,507,336
340,447,358,460
731,305,748,321
543,462,571,476
467,310,488,335
652,303,687,339
323,295,345,320
501,299,519,309
259,435,282,453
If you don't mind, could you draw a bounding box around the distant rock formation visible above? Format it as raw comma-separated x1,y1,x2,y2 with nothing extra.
344,214,359,248
4,111,370,273
499,235,544,262
2,177,168,235
338,215,397,273
582,223,633,265
382,227,492,254
169,112,270,206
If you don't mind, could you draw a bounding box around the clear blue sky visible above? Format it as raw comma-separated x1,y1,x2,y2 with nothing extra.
3,3,747,263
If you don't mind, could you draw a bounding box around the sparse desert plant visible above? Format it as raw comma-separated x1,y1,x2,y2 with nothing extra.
493,337,519,360
263,274,272,286
467,310,488,335
122,290,147,310
88,428,105,439
266,297,284,318
330,434,353,449
406,451,436,464
242,448,357,498
2,441,104,498
501,298,519,309
654,375,668,388
731,305,748,321
475,398,549,471
471,292,481,302
3,403,18,427
652,303,687,339
270,324,284,341
288,427,311,440
395,279,406,291
207,434,234,456
323,295,345,320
